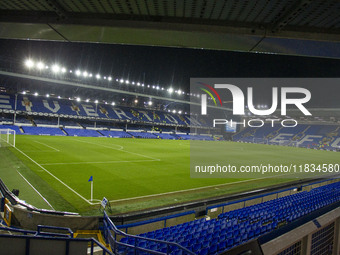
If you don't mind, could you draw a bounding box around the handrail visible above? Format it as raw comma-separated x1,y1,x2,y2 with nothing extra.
0,225,113,255
0,226,36,235
37,225,74,238
103,211,195,255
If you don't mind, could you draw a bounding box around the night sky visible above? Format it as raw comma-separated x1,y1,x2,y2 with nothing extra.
0,38,340,108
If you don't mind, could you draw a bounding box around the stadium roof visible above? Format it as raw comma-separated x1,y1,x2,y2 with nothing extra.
0,0,340,59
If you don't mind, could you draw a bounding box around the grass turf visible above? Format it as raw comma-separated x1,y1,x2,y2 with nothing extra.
0,135,338,215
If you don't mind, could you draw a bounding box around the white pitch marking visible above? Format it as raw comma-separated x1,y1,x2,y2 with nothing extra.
34,140,60,152
90,172,298,204
16,170,55,210
13,146,94,205
40,159,159,166
75,139,161,161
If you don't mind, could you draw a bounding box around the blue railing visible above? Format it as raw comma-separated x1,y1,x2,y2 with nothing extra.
0,225,113,255
103,211,196,255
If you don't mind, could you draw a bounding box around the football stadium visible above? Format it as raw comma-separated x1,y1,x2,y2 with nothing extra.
0,1,340,255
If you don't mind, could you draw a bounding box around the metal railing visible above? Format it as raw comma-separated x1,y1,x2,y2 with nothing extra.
103,211,195,255
0,225,113,255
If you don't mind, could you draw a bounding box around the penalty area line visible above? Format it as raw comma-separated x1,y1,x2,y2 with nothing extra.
75,139,161,161
13,146,94,205
34,141,60,152
16,170,55,210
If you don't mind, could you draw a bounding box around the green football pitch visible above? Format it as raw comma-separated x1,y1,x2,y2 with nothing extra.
0,135,338,215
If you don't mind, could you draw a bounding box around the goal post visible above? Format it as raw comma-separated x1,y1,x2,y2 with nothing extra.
0,129,16,147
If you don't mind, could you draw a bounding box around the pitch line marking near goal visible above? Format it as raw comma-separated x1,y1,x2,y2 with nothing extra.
34,140,60,152
16,170,55,210
74,139,161,161
13,146,94,205
90,172,297,204
40,159,159,166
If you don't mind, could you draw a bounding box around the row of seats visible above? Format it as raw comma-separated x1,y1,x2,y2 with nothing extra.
0,93,197,126
233,123,340,150
0,124,214,140
118,182,340,255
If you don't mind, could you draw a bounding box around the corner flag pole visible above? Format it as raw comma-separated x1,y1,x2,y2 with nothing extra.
88,176,93,201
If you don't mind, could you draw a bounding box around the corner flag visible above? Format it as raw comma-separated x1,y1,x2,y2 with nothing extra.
88,176,93,201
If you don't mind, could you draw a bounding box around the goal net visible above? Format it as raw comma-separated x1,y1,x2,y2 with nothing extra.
0,129,16,148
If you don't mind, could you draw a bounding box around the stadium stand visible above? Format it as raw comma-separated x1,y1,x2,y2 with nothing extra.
0,93,224,140
22,126,65,136
233,123,340,150
0,93,191,126
117,181,340,254
0,124,22,134
127,131,157,139
100,130,132,138
63,128,103,137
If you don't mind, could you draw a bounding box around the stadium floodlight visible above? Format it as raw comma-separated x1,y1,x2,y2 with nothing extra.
104,76,107,80
94,100,98,104
58,96,61,99
111,102,115,106
172,110,176,113
156,86,160,90
134,99,138,103
25,59,34,68
178,110,182,114
75,70,81,76
108,77,112,81
142,84,145,87
36,62,44,70
45,65,49,69
83,71,88,77
148,101,152,106
177,90,182,95
147,85,150,88
61,67,66,73
51,64,60,73
89,73,93,77
69,70,73,73
119,79,124,83
34,92,38,96
132,82,135,85
22,91,26,95
168,88,174,94
76,97,81,102
125,80,130,84
137,82,140,86
162,87,164,90
152,85,155,89
46,94,50,97
86,99,90,102
96,74,101,79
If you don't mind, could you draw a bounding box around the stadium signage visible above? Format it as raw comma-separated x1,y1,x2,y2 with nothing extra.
213,118,298,128
201,84,312,116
